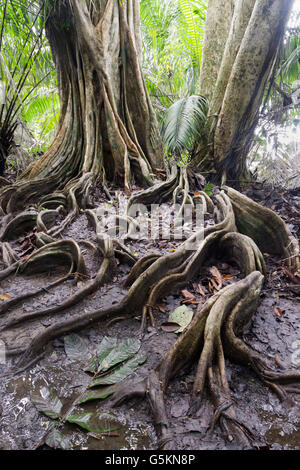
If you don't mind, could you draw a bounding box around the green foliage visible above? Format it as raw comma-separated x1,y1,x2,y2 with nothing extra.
178,0,206,68
31,335,147,450
161,94,208,156
0,0,59,171
141,0,208,122
203,183,214,196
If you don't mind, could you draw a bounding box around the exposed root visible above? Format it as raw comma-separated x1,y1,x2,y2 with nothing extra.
0,270,73,317
173,167,194,216
193,191,214,214
11,190,235,367
1,235,116,331
36,209,61,233
1,174,299,450
0,242,19,266
20,239,87,276
0,210,37,241
111,273,266,448
224,186,300,269
47,173,94,237
223,302,300,402
127,164,178,215
218,231,266,277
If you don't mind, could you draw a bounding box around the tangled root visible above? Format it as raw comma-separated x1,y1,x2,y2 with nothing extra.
112,271,300,448
1,170,299,449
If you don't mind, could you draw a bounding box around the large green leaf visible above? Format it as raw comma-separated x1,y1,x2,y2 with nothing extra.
84,336,118,373
64,333,91,362
97,338,141,374
31,386,63,419
90,354,147,387
77,384,119,405
66,412,118,434
45,427,71,450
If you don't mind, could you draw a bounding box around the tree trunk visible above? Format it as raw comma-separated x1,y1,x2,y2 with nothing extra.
24,0,163,194
198,0,234,103
194,0,295,182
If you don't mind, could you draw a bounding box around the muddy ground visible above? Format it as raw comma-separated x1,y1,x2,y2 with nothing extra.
0,183,299,450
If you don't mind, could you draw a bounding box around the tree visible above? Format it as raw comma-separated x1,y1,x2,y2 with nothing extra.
193,0,296,181
0,0,163,212
0,0,299,451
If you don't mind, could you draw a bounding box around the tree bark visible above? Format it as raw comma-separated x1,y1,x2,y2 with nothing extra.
195,0,295,182
23,0,163,194
199,0,234,103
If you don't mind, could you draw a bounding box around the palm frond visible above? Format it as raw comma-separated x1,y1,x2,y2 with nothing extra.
161,94,208,155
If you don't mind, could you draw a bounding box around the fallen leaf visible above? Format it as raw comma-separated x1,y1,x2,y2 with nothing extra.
282,267,300,285
274,307,284,317
158,305,167,313
31,387,63,420
45,428,71,450
182,300,200,305
0,293,11,301
209,266,223,288
208,280,214,292
181,289,195,301
274,354,288,370
168,306,194,333
161,322,181,333
197,284,206,296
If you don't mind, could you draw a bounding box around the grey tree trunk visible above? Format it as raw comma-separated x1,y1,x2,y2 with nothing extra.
195,0,295,182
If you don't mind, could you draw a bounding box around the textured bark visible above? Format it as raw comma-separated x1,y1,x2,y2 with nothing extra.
195,0,295,181
22,0,163,195
208,0,256,120
199,0,234,103
213,0,294,178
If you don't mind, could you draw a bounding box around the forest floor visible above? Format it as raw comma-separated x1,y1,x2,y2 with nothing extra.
0,181,299,450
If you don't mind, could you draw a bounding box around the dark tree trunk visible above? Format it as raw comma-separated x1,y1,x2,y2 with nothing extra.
23,0,163,195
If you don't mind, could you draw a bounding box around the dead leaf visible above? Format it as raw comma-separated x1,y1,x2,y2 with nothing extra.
158,305,167,313
181,289,195,301
161,322,181,333
209,266,223,289
197,284,206,296
274,307,284,317
182,300,200,305
0,293,11,301
274,354,287,370
208,280,214,293
209,278,219,291
282,267,300,285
